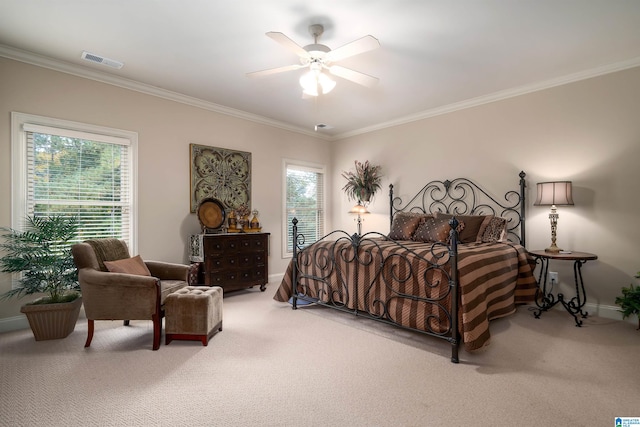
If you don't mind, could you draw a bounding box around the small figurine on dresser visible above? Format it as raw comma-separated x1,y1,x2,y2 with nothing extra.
248,209,262,232
228,204,251,232
228,209,237,230
226,204,262,232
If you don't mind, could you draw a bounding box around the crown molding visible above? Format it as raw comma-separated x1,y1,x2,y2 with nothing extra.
335,56,640,140
0,44,333,141
3,44,639,143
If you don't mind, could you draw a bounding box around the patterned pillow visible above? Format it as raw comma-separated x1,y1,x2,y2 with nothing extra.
434,213,491,243
413,216,465,243
480,217,508,242
389,212,430,240
475,215,495,242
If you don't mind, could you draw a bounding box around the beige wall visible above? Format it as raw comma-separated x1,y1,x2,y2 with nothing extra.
2,56,639,327
0,57,331,323
332,66,640,317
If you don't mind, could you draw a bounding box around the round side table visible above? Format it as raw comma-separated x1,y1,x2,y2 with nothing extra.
528,250,598,327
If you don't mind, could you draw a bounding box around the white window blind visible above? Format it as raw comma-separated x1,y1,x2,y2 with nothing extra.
20,121,133,245
284,162,325,255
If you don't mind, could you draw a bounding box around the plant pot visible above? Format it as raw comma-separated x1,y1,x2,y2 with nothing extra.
359,191,371,203
20,297,82,341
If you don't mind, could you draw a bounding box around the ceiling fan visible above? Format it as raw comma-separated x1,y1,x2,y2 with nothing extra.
246,24,380,96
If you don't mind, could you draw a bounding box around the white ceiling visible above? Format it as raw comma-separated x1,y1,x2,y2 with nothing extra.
2,1,640,139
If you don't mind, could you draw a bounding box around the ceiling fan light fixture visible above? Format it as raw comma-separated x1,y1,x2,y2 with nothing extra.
247,24,379,97
299,70,336,96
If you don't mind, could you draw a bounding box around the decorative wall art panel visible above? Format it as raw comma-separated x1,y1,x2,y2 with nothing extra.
190,144,251,213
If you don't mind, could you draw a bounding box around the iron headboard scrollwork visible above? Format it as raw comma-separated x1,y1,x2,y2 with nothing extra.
389,171,527,246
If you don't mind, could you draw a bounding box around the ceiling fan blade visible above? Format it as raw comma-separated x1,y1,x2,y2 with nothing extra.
326,35,380,62
266,32,310,58
328,65,379,88
246,64,304,78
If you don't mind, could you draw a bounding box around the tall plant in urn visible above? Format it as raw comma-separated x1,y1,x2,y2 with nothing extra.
341,160,383,203
0,215,82,340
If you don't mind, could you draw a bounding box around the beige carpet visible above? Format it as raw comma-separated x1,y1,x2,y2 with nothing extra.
0,283,638,427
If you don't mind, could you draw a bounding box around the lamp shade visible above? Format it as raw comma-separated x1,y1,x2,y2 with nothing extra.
349,203,369,214
534,181,574,206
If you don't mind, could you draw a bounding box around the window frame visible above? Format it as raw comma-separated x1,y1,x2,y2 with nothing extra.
282,158,326,259
10,112,138,253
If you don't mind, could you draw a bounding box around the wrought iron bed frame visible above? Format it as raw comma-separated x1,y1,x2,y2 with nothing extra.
289,171,527,363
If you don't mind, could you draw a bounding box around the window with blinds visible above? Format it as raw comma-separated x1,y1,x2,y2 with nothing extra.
11,113,136,251
284,162,325,256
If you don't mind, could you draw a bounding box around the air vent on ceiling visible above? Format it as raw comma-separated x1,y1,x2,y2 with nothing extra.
314,123,332,131
81,51,124,69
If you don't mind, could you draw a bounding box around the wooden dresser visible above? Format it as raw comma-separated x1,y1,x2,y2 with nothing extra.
202,233,269,292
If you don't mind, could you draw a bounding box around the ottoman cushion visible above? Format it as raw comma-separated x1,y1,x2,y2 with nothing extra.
165,286,222,346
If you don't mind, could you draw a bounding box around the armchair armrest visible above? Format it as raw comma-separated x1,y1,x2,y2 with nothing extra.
78,268,161,320
145,261,190,281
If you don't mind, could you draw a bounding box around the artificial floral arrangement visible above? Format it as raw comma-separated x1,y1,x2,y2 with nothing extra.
615,270,640,330
228,203,260,232
341,160,383,203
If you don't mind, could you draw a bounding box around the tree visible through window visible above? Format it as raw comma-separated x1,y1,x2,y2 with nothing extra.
12,113,136,250
29,132,130,242
284,162,325,255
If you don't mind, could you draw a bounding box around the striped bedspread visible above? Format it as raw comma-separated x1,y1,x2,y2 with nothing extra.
273,237,538,352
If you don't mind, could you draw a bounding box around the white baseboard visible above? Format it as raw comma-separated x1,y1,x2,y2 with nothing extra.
268,272,284,285
583,302,636,325
0,314,29,334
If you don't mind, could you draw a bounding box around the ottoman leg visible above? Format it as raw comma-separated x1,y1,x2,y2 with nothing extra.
202,320,223,346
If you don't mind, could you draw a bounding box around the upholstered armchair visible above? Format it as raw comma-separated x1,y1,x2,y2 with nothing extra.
71,239,191,350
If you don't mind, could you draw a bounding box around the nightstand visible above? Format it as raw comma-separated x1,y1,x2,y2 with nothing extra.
528,250,598,327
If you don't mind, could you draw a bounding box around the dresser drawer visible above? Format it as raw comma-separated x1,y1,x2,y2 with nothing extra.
206,255,237,270
237,252,266,267
207,267,266,285
241,236,267,251
205,237,240,254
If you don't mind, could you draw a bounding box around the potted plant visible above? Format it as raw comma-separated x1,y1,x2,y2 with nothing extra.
615,271,640,330
0,215,82,340
341,160,383,203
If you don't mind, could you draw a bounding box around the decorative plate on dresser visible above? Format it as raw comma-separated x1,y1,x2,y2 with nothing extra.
196,197,226,233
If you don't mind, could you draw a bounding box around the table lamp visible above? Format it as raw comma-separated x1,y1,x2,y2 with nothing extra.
534,181,574,253
349,202,369,235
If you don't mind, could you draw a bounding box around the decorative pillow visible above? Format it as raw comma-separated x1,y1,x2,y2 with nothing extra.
389,212,430,240
434,213,491,243
103,255,151,276
480,217,508,243
475,215,495,242
413,216,464,243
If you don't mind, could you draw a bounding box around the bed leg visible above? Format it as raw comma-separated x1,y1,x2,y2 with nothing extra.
451,343,459,364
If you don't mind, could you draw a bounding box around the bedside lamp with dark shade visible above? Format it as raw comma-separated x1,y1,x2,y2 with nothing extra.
534,181,574,253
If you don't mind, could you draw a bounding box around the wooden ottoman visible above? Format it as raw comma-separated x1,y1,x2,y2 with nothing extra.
165,286,223,346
